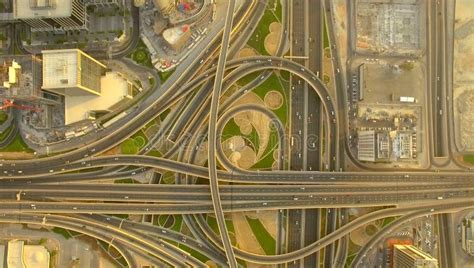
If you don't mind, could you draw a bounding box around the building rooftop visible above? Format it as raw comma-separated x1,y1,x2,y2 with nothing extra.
7,240,23,268
42,49,106,96
23,245,49,268
42,49,78,89
163,24,190,45
13,0,72,19
64,71,131,124
0,55,43,101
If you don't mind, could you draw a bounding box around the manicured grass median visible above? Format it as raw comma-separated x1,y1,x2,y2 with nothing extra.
0,111,7,124
247,1,280,55
51,227,73,239
0,125,13,141
381,216,396,228
159,70,175,83
463,155,474,165
0,133,34,153
251,73,288,125
121,130,148,154
245,216,275,255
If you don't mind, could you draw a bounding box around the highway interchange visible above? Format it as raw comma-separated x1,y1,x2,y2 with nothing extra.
0,0,473,267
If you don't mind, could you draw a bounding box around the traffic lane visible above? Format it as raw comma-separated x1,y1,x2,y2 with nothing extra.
1,57,337,175
5,194,474,214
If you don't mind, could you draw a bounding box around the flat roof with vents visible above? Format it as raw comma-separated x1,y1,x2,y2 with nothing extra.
13,0,72,19
42,49,106,96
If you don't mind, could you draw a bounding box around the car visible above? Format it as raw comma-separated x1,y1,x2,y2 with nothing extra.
73,207,77,210
124,196,129,199
293,197,299,201
262,202,267,206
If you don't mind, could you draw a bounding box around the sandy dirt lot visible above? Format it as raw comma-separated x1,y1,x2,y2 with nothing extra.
453,0,474,151
264,22,282,55
264,90,283,110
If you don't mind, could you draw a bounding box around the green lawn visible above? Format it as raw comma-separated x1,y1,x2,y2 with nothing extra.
206,215,236,245
245,216,275,255
463,155,474,165
148,76,156,87
121,130,148,154
323,19,330,49
381,216,396,228
171,215,183,232
221,119,241,141
280,70,290,81
251,72,288,125
0,133,34,153
236,71,262,86
159,70,175,83
179,244,210,263
345,254,356,268
114,178,141,184
252,127,279,170
0,125,13,141
130,39,153,68
246,126,260,152
51,227,73,239
365,224,378,236
120,138,139,154
147,149,162,157
159,108,171,121
0,111,7,124
247,1,280,55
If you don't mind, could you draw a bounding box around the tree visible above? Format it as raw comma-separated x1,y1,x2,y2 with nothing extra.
400,61,414,71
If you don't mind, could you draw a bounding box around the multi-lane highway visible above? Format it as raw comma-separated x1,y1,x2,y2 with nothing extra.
0,1,470,267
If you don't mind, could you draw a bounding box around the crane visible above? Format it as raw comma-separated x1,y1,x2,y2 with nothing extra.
0,99,42,112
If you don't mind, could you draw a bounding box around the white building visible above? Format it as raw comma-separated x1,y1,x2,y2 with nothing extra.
42,49,133,125
42,49,106,96
154,0,174,17
393,244,438,268
358,130,376,162
13,0,87,31
462,217,474,256
6,240,49,268
162,24,191,51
